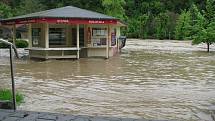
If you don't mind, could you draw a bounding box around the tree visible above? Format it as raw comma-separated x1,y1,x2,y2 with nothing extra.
192,0,215,52
1,0,211,40
175,10,192,40
102,0,126,20
155,12,169,39
0,2,13,18
15,0,46,15
193,21,215,52
138,14,149,39
189,4,203,39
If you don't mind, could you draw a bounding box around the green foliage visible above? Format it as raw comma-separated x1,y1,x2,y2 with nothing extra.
175,10,192,40
127,14,149,38
0,2,13,18
205,0,215,22
127,18,141,38
15,0,46,15
189,4,205,38
0,0,211,40
155,12,169,40
0,89,24,105
0,39,28,48
102,0,126,20
139,15,149,39
0,42,9,48
193,22,215,44
192,0,215,52
15,39,28,48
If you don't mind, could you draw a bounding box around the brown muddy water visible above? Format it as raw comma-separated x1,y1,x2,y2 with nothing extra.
0,39,215,121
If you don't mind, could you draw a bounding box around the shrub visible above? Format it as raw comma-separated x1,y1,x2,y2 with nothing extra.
15,39,28,48
0,89,24,105
0,39,28,49
0,42,9,48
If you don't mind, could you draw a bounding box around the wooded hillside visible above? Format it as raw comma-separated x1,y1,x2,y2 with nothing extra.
0,0,211,40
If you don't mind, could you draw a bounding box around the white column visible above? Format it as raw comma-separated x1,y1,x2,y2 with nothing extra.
12,24,16,45
106,26,110,59
28,23,32,48
116,27,120,52
77,24,80,59
45,23,49,48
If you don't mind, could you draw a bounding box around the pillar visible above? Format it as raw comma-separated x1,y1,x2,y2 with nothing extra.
77,24,80,59
116,27,120,52
44,23,49,48
12,24,16,45
106,26,110,59
28,23,32,48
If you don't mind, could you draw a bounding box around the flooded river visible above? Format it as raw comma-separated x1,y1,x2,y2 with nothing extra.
0,39,215,121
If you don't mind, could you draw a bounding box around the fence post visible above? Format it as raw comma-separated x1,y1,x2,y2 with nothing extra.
9,45,16,111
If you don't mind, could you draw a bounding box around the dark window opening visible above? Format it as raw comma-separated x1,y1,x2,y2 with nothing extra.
49,28,66,46
0,29,3,38
72,28,85,47
32,28,41,47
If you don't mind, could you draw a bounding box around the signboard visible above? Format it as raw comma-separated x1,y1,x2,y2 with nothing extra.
111,32,116,46
1,18,117,25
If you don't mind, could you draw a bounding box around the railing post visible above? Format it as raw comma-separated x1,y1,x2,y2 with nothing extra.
9,45,16,111
0,39,18,111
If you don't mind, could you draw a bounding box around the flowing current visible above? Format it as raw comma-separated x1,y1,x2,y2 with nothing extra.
0,39,215,121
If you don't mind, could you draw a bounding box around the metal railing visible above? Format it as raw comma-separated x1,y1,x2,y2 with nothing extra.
0,38,19,110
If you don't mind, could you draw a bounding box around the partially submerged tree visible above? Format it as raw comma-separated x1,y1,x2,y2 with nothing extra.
192,0,215,52
192,19,215,52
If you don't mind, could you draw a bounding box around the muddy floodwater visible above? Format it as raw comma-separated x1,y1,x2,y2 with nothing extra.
0,39,215,121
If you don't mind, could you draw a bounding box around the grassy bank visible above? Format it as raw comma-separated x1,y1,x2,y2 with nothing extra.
0,89,24,105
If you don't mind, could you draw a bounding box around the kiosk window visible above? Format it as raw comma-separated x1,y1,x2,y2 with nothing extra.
49,28,66,45
32,28,41,46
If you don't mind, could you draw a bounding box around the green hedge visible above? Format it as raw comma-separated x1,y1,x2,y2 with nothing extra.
0,39,28,48
0,42,9,48
15,39,29,48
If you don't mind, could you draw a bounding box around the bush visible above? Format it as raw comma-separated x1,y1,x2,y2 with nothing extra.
0,39,28,48
0,42,9,48
15,39,28,48
0,89,24,105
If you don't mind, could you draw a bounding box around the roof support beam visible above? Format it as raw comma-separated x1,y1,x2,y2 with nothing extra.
12,24,16,45
77,24,80,59
44,23,49,49
106,26,110,59
28,23,32,48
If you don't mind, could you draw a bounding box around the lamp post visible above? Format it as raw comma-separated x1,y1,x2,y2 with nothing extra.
0,39,19,111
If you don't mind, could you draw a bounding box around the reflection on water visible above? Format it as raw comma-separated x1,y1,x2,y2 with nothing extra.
0,39,215,121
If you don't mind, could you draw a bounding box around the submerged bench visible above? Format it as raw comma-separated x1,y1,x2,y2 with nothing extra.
25,48,81,59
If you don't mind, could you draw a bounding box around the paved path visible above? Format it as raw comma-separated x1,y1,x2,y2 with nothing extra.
0,109,172,121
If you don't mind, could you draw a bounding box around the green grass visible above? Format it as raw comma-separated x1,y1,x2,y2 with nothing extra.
0,89,24,105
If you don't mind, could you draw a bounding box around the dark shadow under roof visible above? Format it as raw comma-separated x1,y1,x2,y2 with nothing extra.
2,6,117,21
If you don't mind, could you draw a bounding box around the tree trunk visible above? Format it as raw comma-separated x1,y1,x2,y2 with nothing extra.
207,42,210,52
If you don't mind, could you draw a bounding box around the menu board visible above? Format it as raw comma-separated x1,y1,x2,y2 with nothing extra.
92,28,107,36
32,28,41,46
111,33,116,46
91,28,107,47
